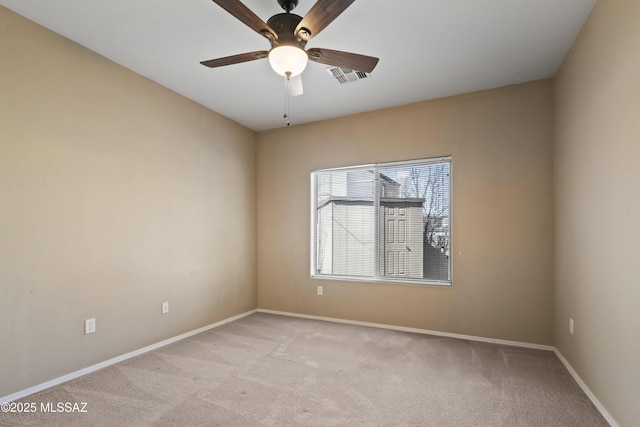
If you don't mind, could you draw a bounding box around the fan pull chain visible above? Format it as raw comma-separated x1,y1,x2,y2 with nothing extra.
284,77,291,127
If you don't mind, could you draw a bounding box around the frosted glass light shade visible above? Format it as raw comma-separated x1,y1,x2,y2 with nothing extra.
268,45,308,77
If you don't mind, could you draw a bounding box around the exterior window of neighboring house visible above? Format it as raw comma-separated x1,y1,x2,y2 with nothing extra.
311,157,452,286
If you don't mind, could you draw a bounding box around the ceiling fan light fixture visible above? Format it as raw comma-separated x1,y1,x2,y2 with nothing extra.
268,45,308,77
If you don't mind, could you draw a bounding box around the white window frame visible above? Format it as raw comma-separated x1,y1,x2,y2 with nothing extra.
310,156,452,286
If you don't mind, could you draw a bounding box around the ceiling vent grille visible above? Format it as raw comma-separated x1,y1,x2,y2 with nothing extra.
326,67,370,84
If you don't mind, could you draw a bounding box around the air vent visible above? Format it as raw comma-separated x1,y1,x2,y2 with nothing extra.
326,67,371,84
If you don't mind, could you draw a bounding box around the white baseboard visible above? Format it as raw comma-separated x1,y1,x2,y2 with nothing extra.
256,309,555,351
0,309,257,404
554,349,619,427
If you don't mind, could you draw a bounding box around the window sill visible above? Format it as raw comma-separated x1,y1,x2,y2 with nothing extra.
310,274,452,287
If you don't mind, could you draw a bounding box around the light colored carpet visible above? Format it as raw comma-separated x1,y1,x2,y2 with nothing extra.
1,312,608,426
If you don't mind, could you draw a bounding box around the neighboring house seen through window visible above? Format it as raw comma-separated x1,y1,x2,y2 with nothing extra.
311,157,452,286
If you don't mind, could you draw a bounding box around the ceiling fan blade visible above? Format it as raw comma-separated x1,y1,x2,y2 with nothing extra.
211,0,277,40
286,74,304,96
307,48,379,73
200,50,269,68
295,0,355,40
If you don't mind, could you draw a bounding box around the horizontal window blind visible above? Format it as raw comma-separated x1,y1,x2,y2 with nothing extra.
314,166,375,278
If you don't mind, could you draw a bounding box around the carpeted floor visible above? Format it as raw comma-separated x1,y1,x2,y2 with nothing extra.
1,312,608,426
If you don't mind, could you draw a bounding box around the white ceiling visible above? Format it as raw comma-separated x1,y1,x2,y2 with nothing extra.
1,0,596,131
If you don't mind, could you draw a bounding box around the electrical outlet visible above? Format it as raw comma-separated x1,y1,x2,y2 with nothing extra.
84,318,96,335
161,301,169,314
569,318,574,335
317,286,323,296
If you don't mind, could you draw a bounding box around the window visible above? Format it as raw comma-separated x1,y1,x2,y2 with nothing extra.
311,157,452,286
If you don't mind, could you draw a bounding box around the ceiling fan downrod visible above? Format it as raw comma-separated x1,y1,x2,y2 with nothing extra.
278,0,299,13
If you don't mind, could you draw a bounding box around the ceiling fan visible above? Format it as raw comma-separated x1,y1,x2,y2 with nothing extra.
200,0,379,95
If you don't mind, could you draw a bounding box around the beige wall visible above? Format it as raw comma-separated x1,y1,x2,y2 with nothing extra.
554,0,640,425
257,79,554,345
0,7,256,397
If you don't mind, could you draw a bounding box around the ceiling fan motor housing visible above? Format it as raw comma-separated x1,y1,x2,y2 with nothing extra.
267,13,308,48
